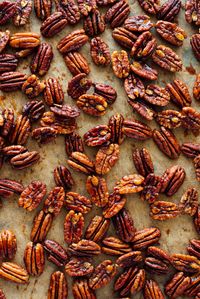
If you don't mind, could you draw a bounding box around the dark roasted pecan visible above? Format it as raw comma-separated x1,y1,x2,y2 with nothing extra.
150,201,180,220
108,114,124,144
85,216,110,242
181,107,200,130
112,27,137,49
144,84,169,107
112,208,136,242
95,143,120,175
89,260,117,289
143,279,164,299
102,236,131,256
156,21,187,46
166,79,191,108
153,126,180,159
22,74,45,98
9,32,40,49
30,210,53,243
179,188,198,216
144,246,171,275
64,51,90,76
72,279,95,299
13,0,32,26
124,73,145,100
0,179,23,197
65,133,84,156
0,262,29,284
23,100,45,122
0,54,18,74
152,45,182,72
0,30,10,53
48,271,68,299
24,241,45,276
132,227,161,250
160,165,185,196
84,125,111,147
68,239,101,257
30,43,53,76
0,229,17,260
84,10,105,37
141,174,161,203
86,175,109,207
124,15,153,32
115,266,145,296
65,257,93,277
132,148,154,177
90,37,110,66
129,100,154,121
77,94,108,117
67,73,92,100
43,187,65,216
0,71,27,91
94,83,117,105
41,11,68,38
0,1,16,25
138,0,160,14
131,31,157,60
185,0,200,26
184,275,200,297
156,110,182,129
103,192,126,218
10,151,40,169
187,239,200,259
65,192,92,214
3,145,27,158
157,0,181,21
9,115,30,145
123,118,152,140
0,108,13,137
57,29,88,54
194,155,200,182
64,210,84,244
111,50,130,78
18,181,46,211
34,0,52,20
44,78,63,106
54,166,74,191
55,0,80,24
68,152,94,174
44,239,68,267
172,254,200,274
77,0,96,16
116,251,143,268
165,272,191,299
193,74,200,101
181,142,200,158
191,34,200,61
32,126,57,143
131,61,158,80
105,0,130,28
114,174,144,194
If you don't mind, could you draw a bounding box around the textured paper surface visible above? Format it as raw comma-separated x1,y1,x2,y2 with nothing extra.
0,0,199,298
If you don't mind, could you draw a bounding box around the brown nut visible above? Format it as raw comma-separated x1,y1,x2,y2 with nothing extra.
9,32,40,49
156,0,181,22
181,107,200,130
171,254,200,274
132,227,161,250
40,11,68,38
124,15,153,32
77,94,108,117
132,148,154,177
193,74,200,101
194,155,200,182
103,192,126,219
152,45,182,72
72,279,96,299
83,125,111,147
102,236,132,256
112,208,136,242
116,251,143,268
43,239,68,267
24,241,45,276
166,79,192,108
65,257,94,277
0,30,10,53
111,50,130,79
0,262,29,284
0,1,17,25
67,239,101,257
150,201,180,221
30,210,53,243
67,152,95,174
44,77,64,106
191,34,200,61
43,187,65,217
104,0,130,28
9,115,31,145
144,246,171,275
13,0,32,26
181,142,200,158
94,83,117,105
30,42,53,76
64,51,90,76
131,31,157,60
138,0,160,14
187,239,200,259
144,84,170,106
0,230,17,260
32,126,57,144
48,271,68,299
34,0,52,20
22,100,45,122
0,54,18,74
77,0,97,16
123,118,152,141
185,0,200,26
85,215,110,242
155,110,182,129
124,73,145,101
0,179,24,197
112,27,137,49
55,0,80,25
165,272,191,299
128,99,155,121
0,71,27,92
67,73,92,100
64,210,84,244
86,175,109,207
22,74,45,98
143,279,165,299
54,165,74,191
83,9,105,37
57,29,88,54
141,173,161,204
179,188,198,216
65,133,84,156
95,143,120,175
89,260,117,289
65,192,92,214
90,37,111,66
131,61,158,80
114,174,144,195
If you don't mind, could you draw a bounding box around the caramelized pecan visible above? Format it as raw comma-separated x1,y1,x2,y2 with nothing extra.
72,279,95,299
0,71,27,92
156,110,182,129
30,42,53,76
105,0,130,28
138,0,160,14
112,208,136,242
0,262,29,284
65,192,92,214
156,20,187,46
22,100,45,122
165,272,191,299
144,246,171,275
111,50,130,78
67,73,92,100
90,37,111,66
44,77,64,106
172,254,200,274
132,148,154,177
95,143,120,175
64,210,84,244
102,236,131,256
130,61,158,80
152,45,182,72
124,119,152,140
179,188,198,216
124,15,153,32
9,32,40,49
0,54,18,74
54,165,74,191
0,179,24,197
0,229,17,260
191,34,200,61
141,174,161,203
48,271,68,299
24,242,45,276
144,84,170,106
83,125,111,147
7,151,38,169
57,29,88,54
13,0,32,26
131,31,157,60
30,210,53,243
143,279,164,299
40,11,68,37
85,215,110,242
150,201,180,220
89,260,117,289
103,192,126,218
166,79,192,108
67,152,94,174
181,142,200,158
116,251,143,268
65,133,84,156
83,9,105,37
0,1,17,25
9,115,30,145
194,155,200,182
55,0,80,24
65,257,94,277
77,94,108,117
193,74,200,101
124,73,145,100
185,0,200,26
108,113,124,144
157,0,181,21
129,100,155,121
181,107,200,130
132,227,161,250
0,30,10,53
32,126,57,143
64,51,90,76
114,174,144,194
22,74,45,98
67,239,101,257
44,239,68,267
112,27,137,49
77,0,96,16
43,187,65,216
187,239,200,259
86,175,109,207
34,0,52,20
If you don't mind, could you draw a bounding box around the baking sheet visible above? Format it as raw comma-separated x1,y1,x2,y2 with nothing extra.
0,0,200,298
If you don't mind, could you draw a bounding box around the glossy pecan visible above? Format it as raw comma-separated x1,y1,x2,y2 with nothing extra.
13,0,32,26
138,0,160,14
132,148,154,177
57,29,88,54
132,227,161,250
30,210,53,243
0,230,17,260
18,181,47,211
48,271,68,299
144,246,171,275
72,279,95,299
191,34,200,61
114,174,144,195
165,272,191,299
105,0,130,28
83,125,111,147
0,30,10,53
89,260,117,289
184,275,200,297
193,74,200,101
22,74,45,98
130,61,158,80
157,0,181,21
150,201,180,220
64,51,90,76
194,155,200,182
77,0,96,16
54,165,74,191
129,100,155,121
24,242,45,276
0,54,18,74
141,173,161,203
131,31,157,60
15,48,35,58
22,100,45,122
108,114,124,144
95,143,120,175
187,239,200,259
90,37,110,66
0,179,24,197
185,0,200,26
40,11,68,37
67,73,92,100
0,262,29,284
33,125,57,142
181,107,200,130
2,145,27,158
124,73,145,100
67,239,101,257
34,0,52,20
85,215,110,242
112,208,136,242
65,133,84,156
64,210,84,244
172,254,200,274
112,27,137,49
156,110,182,129
30,42,53,76
0,71,27,92
65,192,92,214
77,94,108,117
0,1,17,25
111,50,130,78
43,239,68,267
166,79,191,108
84,10,105,37
65,257,94,277
103,192,126,218
124,15,153,32
102,236,132,256
9,115,30,145
43,77,64,106
181,142,200,158
9,32,40,48
116,251,143,268
68,152,94,174
152,45,182,72
55,0,80,24
144,84,170,106
86,175,109,207
143,279,164,299
41,113,77,135
43,187,65,216
179,188,198,216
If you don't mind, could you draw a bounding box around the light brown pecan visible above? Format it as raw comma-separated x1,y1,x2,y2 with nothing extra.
13,0,32,26
166,79,192,108
181,107,200,131
185,0,200,26
55,0,80,24
0,71,27,92
0,179,24,197
9,115,30,145
123,119,152,141
83,125,111,147
172,254,200,274
44,239,68,267
179,188,198,216
187,239,200,259
181,142,200,158
132,227,161,250
0,30,10,53
65,192,92,214
141,174,161,203
54,166,74,191
77,0,96,16
86,175,109,207
57,29,88,54
0,54,18,74
43,187,65,216
112,208,136,242
64,51,90,76
102,236,131,256
22,74,45,98
111,50,130,78
9,32,40,48
67,73,92,100
32,126,57,143
193,74,200,101
194,155,200,182
112,27,137,49
24,242,45,276
150,201,180,221
72,279,96,299
30,210,53,243
114,174,144,194
103,192,126,218
95,143,120,175
0,230,17,260
67,152,95,174
152,45,182,72
143,279,164,299
84,10,105,37
44,77,64,106
77,94,108,117
108,113,124,144
89,260,117,289
116,251,143,268
165,272,191,299
18,181,47,211
132,148,154,177
90,37,110,66
85,216,110,242
156,20,187,46
0,1,17,25
30,42,53,76
22,100,45,122
124,15,153,32
65,257,94,277
105,0,130,28
131,31,157,60
41,11,68,37
156,110,182,129
67,239,101,257
64,210,84,244
34,0,52,20
65,133,84,156
138,0,160,14
157,0,181,21
144,84,170,106
144,246,171,275
48,271,68,299
124,73,145,101
191,34,200,61
0,262,29,284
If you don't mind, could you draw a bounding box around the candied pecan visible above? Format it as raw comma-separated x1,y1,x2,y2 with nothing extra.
124,15,153,32
0,1,17,25
18,181,46,211
143,279,164,299
193,74,200,101
0,54,18,74
141,174,161,203
43,239,68,267
103,192,126,218
89,260,117,289
72,279,95,299
22,74,45,98
48,271,68,299
172,254,200,274
23,100,45,122
144,84,170,106
194,155,200,182
129,99,154,121
30,210,53,243
108,114,124,144
34,0,52,20
10,151,40,169
131,61,158,80
184,275,200,297
3,145,27,158
83,125,111,147
0,30,10,53
68,239,101,257
156,110,182,129
185,0,200,26
68,152,94,174
152,126,180,159
144,246,171,275
54,166,74,191
86,175,109,207
40,113,77,135
0,71,27,92
131,31,157,60
30,43,53,76
85,216,110,242
94,83,117,105
90,37,110,66
115,266,145,296
77,0,96,16
0,262,29,284
181,107,200,130
50,103,80,119
111,50,130,79
0,230,17,260
64,210,84,244
43,187,65,216
9,32,40,49
124,73,145,100
84,10,105,37
32,126,57,144
156,21,187,46
138,0,160,14
67,73,92,100
44,78,64,107
150,201,180,221
165,272,191,299
104,0,130,28
157,0,181,21
182,142,200,158
24,242,45,276
9,115,30,145
0,179,24,197
112,208,136,242
179,188,198,216
64,51,90,76
166,79,191,108
95,143,120,175
187,239,200,259
152,45,182,72
77,94,108,117
114,174,144,194
132,227,161,250
65,133,84,156
116,251,143,268
57,29,88,54
102,236,131,256
40,11,68,38
65,192,92,214
112,27,137,49
132,148,154,177
55,0,80,24
65,257,93,277
191,34,200,61
13,0,32,26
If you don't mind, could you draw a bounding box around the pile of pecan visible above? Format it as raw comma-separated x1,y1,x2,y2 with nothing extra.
0,0,200,298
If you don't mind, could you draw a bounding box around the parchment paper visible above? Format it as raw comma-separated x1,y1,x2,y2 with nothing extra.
0,0,199,298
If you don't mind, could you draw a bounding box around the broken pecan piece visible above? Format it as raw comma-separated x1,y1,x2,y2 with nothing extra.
0,230,17,260
152,45,182,72
112,208,136,242
30,42,53,76
90,37,111,66
157,0,181,21
57,29,88,54
95,143,120,175
179,188,198,216
22,74,45,98
64,210,84,244
40,11,68,37
86,175,109,207
24,242,45,276
89,260,117,289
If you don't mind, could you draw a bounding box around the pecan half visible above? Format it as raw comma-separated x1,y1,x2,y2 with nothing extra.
184,275,200,297
191,34,200,61
182,142,200,158
2,145,27,158
44,77,64,106
103,192,126,218
67,152,95,174
64,210,84,244
132,148,154,177
124,119,152,140
67,73,92,100
144,246,171,275
0,71,27,92
30,42,53,76
9,115,30,145
72,279,95,299
55,0,80,24
65,192,92,214
48,271,68,299
32,126,57,143
77,94,108,117
43,239,68,267
165,272,191,299
95,143,120,175
24,242,45,276
172,254,200,274
179,188,198,216
129,99,155,121
114,174,144,195
40,11,68,37
132,227,161,250
0,262,29,284
86,175,109,207
108,113,124,144
0,54,18,74
116,251,143,268
54,165,74,191
131,31,157,60
77,0,96,16
57,29,88,54
30,210,53,243
43,187,65,216
65,133,84,156
112,208,136,242
0,1,17,25
84,10,105,37
0,230,17,260
156,20,187,46
130,61,158,80
124,73,145,100
0,179,24,197
156,110,182,129
105,0,130,28
9,32,40,49
150,201,180,220
22,74,45,98
83,125,111,147
185,0,200,26
141,174,161,203
90,37,111,66
166,79,192,108
181,107,200,130
124,15,153,32
34,0,52,20
64,51,90,76
187,239,200,259
152,45,182,72
193,74,200,101
0,108,14,137
194,155,200,182
89,260,117,289
111,50,130,78
22,100,45,122
85,215,110,242
67,239,101,257
144,84,170,106
138,0,160,14
10,151,39,169
143,279,164,299
112,27,137,49
102,236,131,256
13,0,32,26
157,0,181,21
65,257,94,277
0,30,10,53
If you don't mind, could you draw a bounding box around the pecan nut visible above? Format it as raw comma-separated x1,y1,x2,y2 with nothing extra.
181,142,200,158
64,210,84,244
143,279,164,299
64,51,90,76
0,71,27,92
105,0,130,28
94,83,117,105
150,201,180,220
65,133,84,156
114,174,144,194
131,61,158,80
131,31,157,60
48,271,68,299
0,262,29,284
132,148,154,177
0,229,17,260
102,236,131,256
40,11,68,37
144,246,171,275
112,208,136,242
103,192,126,218
124,15,153,32
166,79,192,108
67,239,101,257
179,187,198,216
129,99,155,121
156,20,187,46
55,0,80,24
57,29,88,54
67,73,92,100
67,152,95,174
171,254,200,274
191,34,200,61
65,257,94,277
54,165,74,191
85,215,110,242
185,0,200,26
187,239,200,259
83,125,111,147
111,50,130,78
124,73,145,100
0,179,24,197
9,32,40,49
132,227,161,250
157,0,181,21
30,42,53,76
194,155,200,182
83,9,105,37
141,174,161,203
72,279,95,299
77,0,96,16
108,113,124,144
90,37,111,66
95,143,120,175
160,165,186,196
22,100,45,122
10,151,40,169
0,108,14,137
89,260,117,289
0,54,18,74
22,74,45,98
32,126,57,143
77,94,108,117
155,110,182,129
65,192,92,214
165,272,191,299
44,77,64,106
138,0,160,14
24,242,45,276
181,107,200,130
43,187,65,216
193,74,200,101
112,27,137,49
152,45,182,72
30,210,53,243
116,251,143,268
86,175,109,207
43,239,68,267
0,1,17,25
9,115,31,145
13,0,32,26
34,0,52,20
0,30,10,53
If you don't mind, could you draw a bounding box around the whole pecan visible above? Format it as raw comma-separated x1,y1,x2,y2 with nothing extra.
64,210,84,244
152,45,182,72
22,74,45,98
179,188,198,216
40,11,68,37
181,107,200,130
132,227,161,250
65,133,84,156
150,201,180,220
116,251,143,268
65,257,94,277
24,242,45,276
141,173,161,203
23,100,45,122
0,54,18,74
187,239,200,259
124,73,145,100
165,272,191,299
132,148,154,177
85,215,110,242
166,79,192,108
84,10,105,37
0,30,10,53
67,239,101,257
103,192,126,219
57,29,88,54
68,152,94,174
143,279,165,299
54,165,74,191
64,51,90,76
77,0,96,16
131,31,157,60
102,236,131,256
123,118,152,140
172,254,200,274
108,114,124,144
130,61,158,80
0,1,17,25
157,0,181,21
67,73,92,100
72,279,95,299
105,0,130,28
0,229,17,260
89,260,117,289
0,179,24,197
124,15,153,32
0,71,27,92
144,84,170,106
114,174,144,195
182,142,200,158
144,246,171,275
156,110,182,129
65,192,92,214
83,125,111,147
138,0,160,14
86,175,109,207
30,210,53,243
18,181,47,211
55,0,80,24
111,50,130,78
94,83,117,105
30,42,53,76
112,208,136,242
194,155,200,182
191,34,200,61
112,27,137,49
43,187,65,216
95,143,120,175
77,94,108,117
185,0,200,26
34,0,52,20
9,32,40,48
43,239,68,267
32,126,57,143
129,99,155,121
193,74,200,101
9,115,30,145
90,37,111,66
0,262,29,284
13,0,32,26
48,271,68,299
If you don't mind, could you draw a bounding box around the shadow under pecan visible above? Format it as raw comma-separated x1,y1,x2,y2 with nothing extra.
55,0,80,25
152,45,182,72
150,200,180,221
131,61,158,81
156,110,182,129
72,278,96,299
165,271,191,299
185,0,200,26
124,15,153,32
124,73,145,101
85,215,110,242
131,31,157,60
95,143,120,175
22,74,45,98
24,241,45,276
13,0,32,26
67,152,95,174
57,29,88,54
64,51,90,76
43,239,68,267
0,262,29,284
9,32,40,49
65,133,84,156
116,251,143,268
166,79,192,108
90,37,111,66
105,0,130,28
191,34,200,61
0,54,18,74
143,279,165,299
44,77,64,106
77,94,108,117
86,175,109,207
0,71,27,92
30,42,53,76
156,0,181,21
144,246,171,275
83,9,105,37
64,210,84,244
112,27,137,49
48,271,68,299
0,1,17,25
112,208,136,242
0,30,10,53
102,236,132,256
0,229,17,260
132,227,161,250
67,239,101,257
0,178,24,197
34,0,52,20
65,257,94,277
40,11,68,38
193,74,200,101
30,210,53,243
179,187,198,216
187,239,200,259
103,192,126,218
23,100,45,122
54,165,74,191
67,73,92,100
111,50,130,79
65,191,92,214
